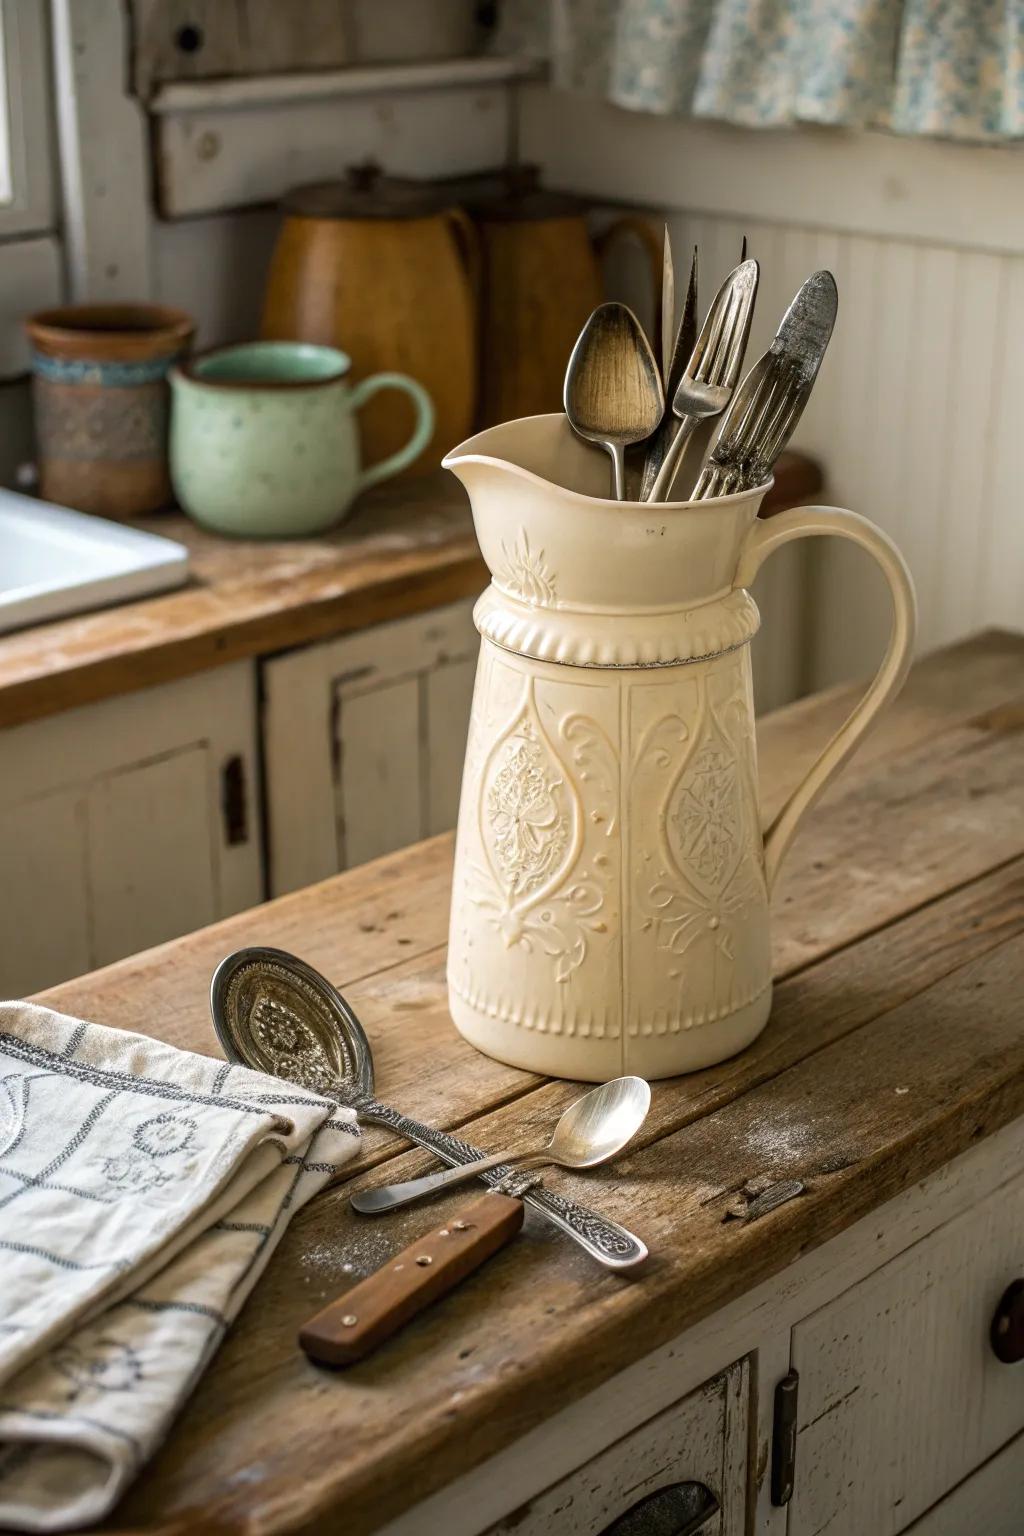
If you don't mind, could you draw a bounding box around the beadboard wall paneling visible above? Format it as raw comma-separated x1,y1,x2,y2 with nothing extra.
609,208,1024,688
778,220,1016,683
527,90,1024,689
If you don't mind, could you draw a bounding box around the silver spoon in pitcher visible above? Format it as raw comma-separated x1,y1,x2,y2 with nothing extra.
351,1075,651,1214
564,302,664,501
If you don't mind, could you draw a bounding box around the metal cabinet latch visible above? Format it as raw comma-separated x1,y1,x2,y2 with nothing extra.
991,1278,1024,1363
596,1480,719,1535
771,1369,799,1506
221,755,249,846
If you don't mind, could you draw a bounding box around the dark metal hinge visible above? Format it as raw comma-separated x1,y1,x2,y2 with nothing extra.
329,689,343,782
221,755,249,846
771,1368,799,1506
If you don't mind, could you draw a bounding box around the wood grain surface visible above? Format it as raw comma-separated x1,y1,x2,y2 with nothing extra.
299,1193,525,1367
34,629,1024,1536
0,454,821,729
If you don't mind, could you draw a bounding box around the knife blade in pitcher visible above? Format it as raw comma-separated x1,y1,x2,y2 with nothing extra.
693,269,837,499
640,245,699,501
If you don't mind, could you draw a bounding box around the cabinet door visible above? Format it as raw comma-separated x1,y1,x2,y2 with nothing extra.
787,1170,1024,1536
262,599,478,895
482,1359,748,1536
903,1430,1024,1535
0,662,262,994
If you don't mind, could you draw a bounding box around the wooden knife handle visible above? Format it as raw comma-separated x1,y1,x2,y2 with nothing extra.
299,1192,524,1366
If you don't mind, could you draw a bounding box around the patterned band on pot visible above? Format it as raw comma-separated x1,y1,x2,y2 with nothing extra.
29,352,186,388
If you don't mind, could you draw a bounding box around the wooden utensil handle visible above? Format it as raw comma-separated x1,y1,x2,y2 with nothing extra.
299,1193,524,1366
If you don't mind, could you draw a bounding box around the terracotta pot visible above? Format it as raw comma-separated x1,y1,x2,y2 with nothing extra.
261,166,476,477
443,414,917,1080
26,303,195,519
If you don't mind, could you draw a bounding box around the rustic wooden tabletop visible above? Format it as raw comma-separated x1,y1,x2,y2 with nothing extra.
37,630,1024,1536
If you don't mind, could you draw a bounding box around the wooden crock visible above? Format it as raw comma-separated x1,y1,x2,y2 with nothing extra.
26,303,195,519
261,169,476,477
458,169,663,428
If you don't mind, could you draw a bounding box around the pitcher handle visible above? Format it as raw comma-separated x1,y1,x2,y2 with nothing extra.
734,504,917,893
351,373,435,492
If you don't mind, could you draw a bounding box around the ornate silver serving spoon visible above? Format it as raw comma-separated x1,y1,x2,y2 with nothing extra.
210,946,648,1272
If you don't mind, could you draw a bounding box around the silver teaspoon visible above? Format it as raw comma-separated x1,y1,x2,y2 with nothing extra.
564,301,664,500
352,1076,651,1214
210,947,649,1271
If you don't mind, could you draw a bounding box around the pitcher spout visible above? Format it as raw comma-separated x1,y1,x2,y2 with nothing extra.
443,413,614,504
443,413,771,615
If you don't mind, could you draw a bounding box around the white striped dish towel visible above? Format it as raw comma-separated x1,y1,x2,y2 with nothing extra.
0,1000,359,1531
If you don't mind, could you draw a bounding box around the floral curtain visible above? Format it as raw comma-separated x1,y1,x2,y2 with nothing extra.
501,1,1024,143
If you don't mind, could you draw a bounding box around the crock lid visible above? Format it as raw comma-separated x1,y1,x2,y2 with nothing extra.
456,164,587,221
281,161,453,220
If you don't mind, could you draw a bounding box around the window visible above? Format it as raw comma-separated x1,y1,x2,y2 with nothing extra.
0,18,12,205
0,0,54,237
0,0,60,376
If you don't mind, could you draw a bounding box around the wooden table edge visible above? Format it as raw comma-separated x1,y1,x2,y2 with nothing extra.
334,1068,1024,1536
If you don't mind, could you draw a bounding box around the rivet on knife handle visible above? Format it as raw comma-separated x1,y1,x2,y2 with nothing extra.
362,1102,648,1271
299,1193,524,1366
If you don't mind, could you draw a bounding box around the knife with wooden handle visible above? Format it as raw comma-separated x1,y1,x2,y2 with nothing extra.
299,1193,524,1366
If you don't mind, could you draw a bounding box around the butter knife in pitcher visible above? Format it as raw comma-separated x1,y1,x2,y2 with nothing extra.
693,270,837,500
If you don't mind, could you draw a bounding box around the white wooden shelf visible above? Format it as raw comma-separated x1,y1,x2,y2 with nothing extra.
150,56,542,114
152,56,541,217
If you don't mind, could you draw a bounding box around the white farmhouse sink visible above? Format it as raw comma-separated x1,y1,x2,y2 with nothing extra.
0,489,190,635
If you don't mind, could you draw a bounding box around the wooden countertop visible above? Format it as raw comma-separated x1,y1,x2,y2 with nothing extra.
0,454,821,730
38,629,1024,1536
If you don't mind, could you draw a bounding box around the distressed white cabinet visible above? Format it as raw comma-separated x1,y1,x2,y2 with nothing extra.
903,1431,1024,1535
380,1120,1024,1536
262,599,478,895
0,662,262,994
0,599,478,991
788,1169,1024,1536
484,1361,748,1536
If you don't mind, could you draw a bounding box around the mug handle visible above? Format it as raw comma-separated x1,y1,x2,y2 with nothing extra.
734,504,917,893
351,373,435,491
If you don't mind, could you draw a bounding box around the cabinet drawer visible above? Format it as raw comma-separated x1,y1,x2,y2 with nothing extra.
789,1170,1024,1536
483,1359,748,1536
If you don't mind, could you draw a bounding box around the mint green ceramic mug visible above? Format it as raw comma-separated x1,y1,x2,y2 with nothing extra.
169,341,434,537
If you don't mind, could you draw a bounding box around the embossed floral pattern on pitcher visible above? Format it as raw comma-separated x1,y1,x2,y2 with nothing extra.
453,659,620,1028
444,415,915,1080
628,659,770,1046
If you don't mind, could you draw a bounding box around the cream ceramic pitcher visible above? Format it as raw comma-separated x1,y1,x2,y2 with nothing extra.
444,415,916,1081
